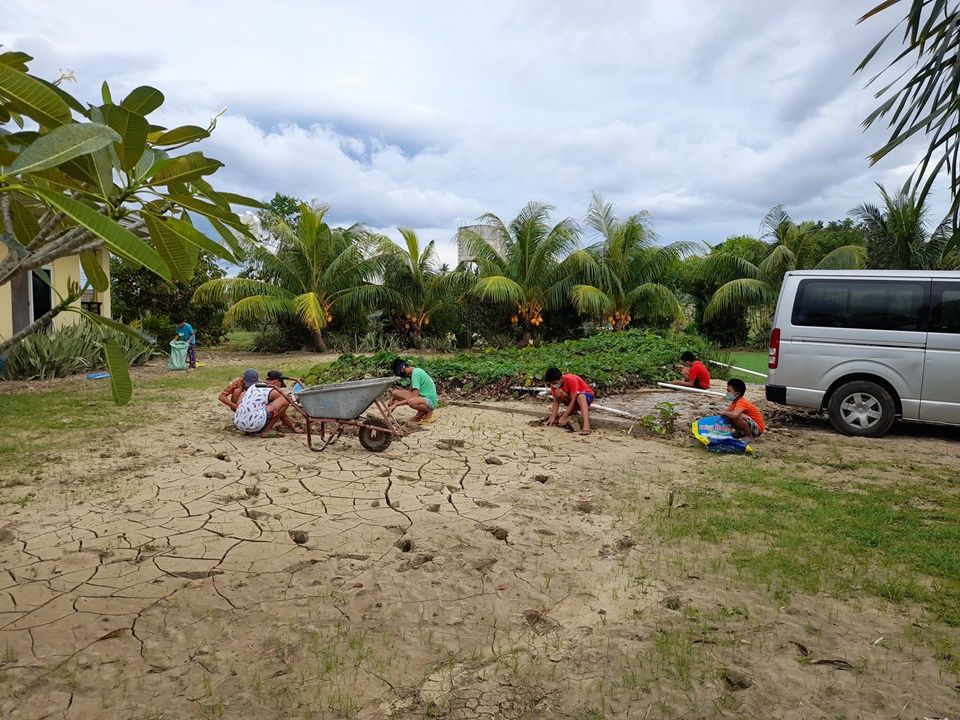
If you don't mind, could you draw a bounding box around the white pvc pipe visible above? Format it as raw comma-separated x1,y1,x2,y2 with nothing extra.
591,404,642,420
657,381,725,397
707,359,767,379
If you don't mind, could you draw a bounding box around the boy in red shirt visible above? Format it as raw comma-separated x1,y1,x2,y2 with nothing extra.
675,351,711,389
721,378,765,441
543,367,594,436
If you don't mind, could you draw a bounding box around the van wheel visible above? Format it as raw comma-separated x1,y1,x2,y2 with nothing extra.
827,381,896,437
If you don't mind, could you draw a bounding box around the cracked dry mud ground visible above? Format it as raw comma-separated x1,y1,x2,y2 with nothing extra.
1,393,959,719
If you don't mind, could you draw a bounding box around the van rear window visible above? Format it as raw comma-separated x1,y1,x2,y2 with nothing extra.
792,279,928,331
930,283,960,334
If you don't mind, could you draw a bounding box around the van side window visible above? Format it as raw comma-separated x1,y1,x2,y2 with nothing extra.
930,283,960,334
792,279,928,331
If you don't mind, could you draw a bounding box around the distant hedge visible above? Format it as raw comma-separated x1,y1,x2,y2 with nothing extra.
304,330,711,399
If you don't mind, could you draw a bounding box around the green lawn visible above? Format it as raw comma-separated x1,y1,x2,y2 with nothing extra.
212,330,258,352
0,360,313,476
715,349,768,378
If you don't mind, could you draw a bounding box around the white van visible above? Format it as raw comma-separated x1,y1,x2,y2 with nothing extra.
765,270,960,437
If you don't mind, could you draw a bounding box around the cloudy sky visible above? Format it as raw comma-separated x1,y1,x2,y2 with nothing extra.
2,1,928,265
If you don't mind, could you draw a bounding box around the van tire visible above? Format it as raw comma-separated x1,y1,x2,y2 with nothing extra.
827,381,896,437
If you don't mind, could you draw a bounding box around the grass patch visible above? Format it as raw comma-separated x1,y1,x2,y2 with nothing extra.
210,330,257,352
649,463,960,626
717,349,768,377
0,360,311,476
305,329,711,398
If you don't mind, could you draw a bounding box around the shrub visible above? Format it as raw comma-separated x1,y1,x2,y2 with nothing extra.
304,329,711,399
0,320,156,380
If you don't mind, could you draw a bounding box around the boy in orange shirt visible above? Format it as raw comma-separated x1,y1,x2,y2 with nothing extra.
543,367,594,436
721,378,765,441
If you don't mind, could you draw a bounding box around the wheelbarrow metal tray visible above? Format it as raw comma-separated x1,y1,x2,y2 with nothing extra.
297,377,396,420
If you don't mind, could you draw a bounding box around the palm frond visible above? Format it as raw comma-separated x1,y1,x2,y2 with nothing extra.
703,279,775,322
193,277,293,305
223,294,293,326
472,275,524,306
626,282,684,322
570,284,614,315
702,252,763,285
292,291,329,331
815,244,867,269
585,192,617,239
758,243,797,279
760,204,791,241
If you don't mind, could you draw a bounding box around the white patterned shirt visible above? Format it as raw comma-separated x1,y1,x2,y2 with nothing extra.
234,384,272,432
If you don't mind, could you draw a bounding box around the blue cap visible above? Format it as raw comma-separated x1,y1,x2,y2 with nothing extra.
242,368,259,388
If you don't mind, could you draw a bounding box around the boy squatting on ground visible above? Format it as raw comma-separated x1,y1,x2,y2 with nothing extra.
674,350,711,389
388,359,438,424
542,367,594,436
233,371,305,437
721,378,765,442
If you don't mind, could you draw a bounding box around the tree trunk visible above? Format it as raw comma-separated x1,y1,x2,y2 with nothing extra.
312,329,329,353
518,328,532,347
412,328,423,350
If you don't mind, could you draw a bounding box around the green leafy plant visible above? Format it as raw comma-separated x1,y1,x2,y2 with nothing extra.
0,49,259,402
639,401,681,435
304,329,710,399
0,318,155,380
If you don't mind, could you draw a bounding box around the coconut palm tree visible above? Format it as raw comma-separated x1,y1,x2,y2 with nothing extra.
458,201,584,346
193,203,394,352
702,205,866,321
853,184,959,270
569,193,694,330
379,228,467,349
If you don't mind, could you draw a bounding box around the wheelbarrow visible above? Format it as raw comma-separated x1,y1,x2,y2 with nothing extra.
293,377,404,452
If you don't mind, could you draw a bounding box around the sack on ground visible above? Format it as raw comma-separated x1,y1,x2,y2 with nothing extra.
168,340,189,371
692,415,753,455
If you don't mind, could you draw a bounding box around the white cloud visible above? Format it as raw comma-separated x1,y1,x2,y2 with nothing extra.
1,0,940,267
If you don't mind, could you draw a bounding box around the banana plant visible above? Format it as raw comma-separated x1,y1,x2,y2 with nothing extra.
0,49,261,402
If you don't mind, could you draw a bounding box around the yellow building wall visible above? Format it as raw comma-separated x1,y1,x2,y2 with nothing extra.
0,245,11,341
0,246,112,341
51,255,82,330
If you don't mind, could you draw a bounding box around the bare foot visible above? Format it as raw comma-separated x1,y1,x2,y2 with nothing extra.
579,429,591,436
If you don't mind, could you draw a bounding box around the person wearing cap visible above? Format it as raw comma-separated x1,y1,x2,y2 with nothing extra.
387,359,438,424
218,368,259,411
265,369,306,391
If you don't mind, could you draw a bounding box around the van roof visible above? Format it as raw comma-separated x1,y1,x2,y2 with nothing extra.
785,270,960,278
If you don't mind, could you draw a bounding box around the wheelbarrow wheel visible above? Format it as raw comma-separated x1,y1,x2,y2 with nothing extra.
358,416,393,452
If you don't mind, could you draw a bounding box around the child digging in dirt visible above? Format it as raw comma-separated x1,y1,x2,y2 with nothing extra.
721,378,765,442
542,367,594,436
233,372,304,437
674,350,711,389
388,359,438,424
